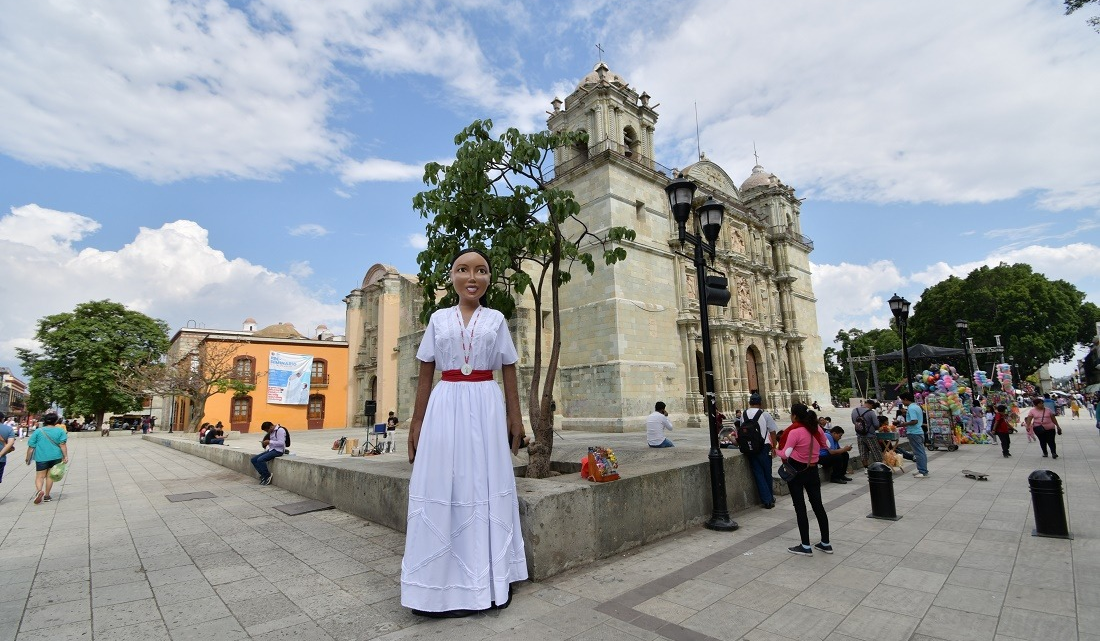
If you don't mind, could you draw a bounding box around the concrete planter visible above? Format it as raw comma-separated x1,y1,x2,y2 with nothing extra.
145,435,762,580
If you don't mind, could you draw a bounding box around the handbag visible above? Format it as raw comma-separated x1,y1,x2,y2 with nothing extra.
778,427,814,483
48,461,67,481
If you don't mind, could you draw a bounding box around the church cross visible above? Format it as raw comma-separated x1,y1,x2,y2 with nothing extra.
596,43,604,61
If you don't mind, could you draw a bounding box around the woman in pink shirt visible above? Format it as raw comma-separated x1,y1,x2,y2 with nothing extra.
779,404,832,556
1025,397,1062,459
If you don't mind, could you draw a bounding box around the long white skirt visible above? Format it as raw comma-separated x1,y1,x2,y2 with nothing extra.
400,380,528,611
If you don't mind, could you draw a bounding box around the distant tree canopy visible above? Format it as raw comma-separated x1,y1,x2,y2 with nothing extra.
833,327,904,396
17,300,169,424
908,263,1098,377
1065,0,1100,31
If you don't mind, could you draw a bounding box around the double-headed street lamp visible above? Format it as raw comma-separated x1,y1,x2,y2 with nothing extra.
665,175,737,532
888,294,914,395
955,319,975,410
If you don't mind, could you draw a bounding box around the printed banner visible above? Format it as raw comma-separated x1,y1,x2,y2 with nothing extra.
267,351,314,405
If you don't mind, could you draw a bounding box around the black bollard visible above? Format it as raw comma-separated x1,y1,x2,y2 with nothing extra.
1029,470,1072,539
866,462,902,521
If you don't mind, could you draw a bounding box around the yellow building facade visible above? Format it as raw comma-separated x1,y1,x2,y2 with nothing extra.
168,321,348,432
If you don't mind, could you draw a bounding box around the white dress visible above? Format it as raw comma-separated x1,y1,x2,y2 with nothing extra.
400,306,528,612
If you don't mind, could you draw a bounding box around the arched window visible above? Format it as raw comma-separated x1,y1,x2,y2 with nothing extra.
311,359,328,385
623,125,640,158
233,356,256,383
574,129,589,161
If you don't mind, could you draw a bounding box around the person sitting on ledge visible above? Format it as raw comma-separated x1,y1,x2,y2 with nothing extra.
646,401,674,448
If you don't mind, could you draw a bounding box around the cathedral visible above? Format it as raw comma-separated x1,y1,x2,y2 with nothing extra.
345,63,831,431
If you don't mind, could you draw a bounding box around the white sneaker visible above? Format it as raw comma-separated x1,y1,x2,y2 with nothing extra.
913,473,927,478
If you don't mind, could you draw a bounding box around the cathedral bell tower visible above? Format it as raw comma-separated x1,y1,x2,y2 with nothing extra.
548,62,658,172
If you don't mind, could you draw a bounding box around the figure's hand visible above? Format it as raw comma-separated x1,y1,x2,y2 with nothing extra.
508,419,525,457
844,445,852,452
63,457,69,464
408,421,422,464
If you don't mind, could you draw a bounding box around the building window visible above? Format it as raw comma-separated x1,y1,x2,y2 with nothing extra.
311,359,328,385
233,356,256,383
308,395,325,420
231,396,252,422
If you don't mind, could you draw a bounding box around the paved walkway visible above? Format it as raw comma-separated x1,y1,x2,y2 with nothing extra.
1,416,1096,640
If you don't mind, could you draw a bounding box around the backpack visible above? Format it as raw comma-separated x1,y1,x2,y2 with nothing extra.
277,426,290,449
737,410,767,454
854,409,873,436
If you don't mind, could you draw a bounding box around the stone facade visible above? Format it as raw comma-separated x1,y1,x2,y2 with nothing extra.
349,63,831,431
344,264,422,427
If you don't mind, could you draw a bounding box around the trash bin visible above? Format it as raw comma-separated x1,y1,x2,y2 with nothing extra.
1029,470,1071,539
866,462,901,520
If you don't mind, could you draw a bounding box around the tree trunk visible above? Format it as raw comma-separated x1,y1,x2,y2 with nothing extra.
185,395,207,433
526,236,564,479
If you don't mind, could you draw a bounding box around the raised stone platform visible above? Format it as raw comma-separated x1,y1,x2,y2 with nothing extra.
143,434,766,580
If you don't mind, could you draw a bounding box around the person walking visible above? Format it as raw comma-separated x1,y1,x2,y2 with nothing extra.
897,392,929,478
740,393,779,509
778,404,832,556
402,248,527,617
850,399,883,467
0,413,15,494
992,404,1013,457
1025,397,1061,459
24,413,68,504
250,421,286,484
646,401,675,448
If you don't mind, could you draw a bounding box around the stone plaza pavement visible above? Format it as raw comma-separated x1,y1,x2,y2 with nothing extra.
0,415,1097,641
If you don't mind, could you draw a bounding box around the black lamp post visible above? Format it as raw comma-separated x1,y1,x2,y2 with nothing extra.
888,294,913,395
955,319,975,409
665,175,737,532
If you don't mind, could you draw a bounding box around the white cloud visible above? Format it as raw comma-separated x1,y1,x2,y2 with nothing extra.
288,223,330,237
406,233,428,250
813,244,1100,353
621,0,1100,209
0,205,345,373
288,260,314,278
0,1,345,181
810,260,906,346
0,204,101,249
340,158,425,184
0,0,557,182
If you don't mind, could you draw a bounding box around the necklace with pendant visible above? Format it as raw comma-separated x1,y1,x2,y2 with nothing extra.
456,306,482,376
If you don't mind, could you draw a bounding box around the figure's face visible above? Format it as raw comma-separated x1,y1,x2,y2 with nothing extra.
451,252,490,305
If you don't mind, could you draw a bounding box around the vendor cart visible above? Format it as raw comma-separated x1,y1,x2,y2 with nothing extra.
925,404,958,451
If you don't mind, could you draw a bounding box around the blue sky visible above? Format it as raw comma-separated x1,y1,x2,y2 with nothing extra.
1,0,1098,380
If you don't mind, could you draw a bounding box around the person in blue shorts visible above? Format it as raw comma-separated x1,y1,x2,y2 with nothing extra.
25,412,69,504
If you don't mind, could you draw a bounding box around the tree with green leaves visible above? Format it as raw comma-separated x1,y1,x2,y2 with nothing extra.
833,327,904,397
908,263,1096,377
1065,0,1100,31
413,119,636,478
17,300,169,425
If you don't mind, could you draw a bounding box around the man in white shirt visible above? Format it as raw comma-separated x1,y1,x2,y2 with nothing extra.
646,401,674,448
742,393,779,508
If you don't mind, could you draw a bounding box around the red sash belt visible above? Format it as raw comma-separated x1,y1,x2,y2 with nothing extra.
441,369,494,382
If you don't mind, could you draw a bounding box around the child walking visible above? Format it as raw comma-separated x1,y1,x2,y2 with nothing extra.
992,405,1012,457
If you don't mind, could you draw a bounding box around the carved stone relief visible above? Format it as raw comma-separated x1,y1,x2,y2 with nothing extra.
737,276,753,320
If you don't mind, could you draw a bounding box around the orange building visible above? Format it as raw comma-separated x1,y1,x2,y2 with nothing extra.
168,320,348,432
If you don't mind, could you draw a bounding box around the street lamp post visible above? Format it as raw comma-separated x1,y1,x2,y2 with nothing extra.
665,175,737,532
888,294,914,395
956,319,974,410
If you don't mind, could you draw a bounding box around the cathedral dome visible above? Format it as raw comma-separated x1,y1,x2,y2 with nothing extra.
253,323,305,339
740,164,779,191
576,62,628,91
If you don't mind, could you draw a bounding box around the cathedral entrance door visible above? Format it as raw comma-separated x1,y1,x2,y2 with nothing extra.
746,346,764,398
